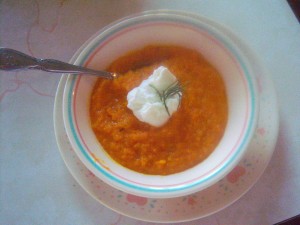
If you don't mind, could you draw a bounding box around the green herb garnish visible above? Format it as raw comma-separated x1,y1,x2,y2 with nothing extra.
150,80,182,116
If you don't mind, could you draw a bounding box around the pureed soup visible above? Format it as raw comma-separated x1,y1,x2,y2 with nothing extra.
89,45,228,175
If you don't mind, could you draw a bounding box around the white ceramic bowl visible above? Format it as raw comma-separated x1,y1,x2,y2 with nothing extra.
63,10,259,198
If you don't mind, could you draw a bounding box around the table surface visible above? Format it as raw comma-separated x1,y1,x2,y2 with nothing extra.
1,1,300,225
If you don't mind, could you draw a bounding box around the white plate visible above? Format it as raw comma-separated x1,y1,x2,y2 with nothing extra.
54,61,278,223
54,19,279,221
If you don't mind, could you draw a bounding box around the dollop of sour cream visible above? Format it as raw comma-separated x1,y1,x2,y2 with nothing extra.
127,66,181,127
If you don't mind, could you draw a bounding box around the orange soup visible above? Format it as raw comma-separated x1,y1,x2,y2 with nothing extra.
90,45,228,175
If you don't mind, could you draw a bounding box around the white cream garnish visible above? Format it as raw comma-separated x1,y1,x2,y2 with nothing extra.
127,66,181,127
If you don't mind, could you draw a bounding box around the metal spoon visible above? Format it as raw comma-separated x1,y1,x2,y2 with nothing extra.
0,48,117,79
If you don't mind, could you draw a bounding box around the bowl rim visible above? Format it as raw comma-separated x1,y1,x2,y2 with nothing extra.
63,10,259,198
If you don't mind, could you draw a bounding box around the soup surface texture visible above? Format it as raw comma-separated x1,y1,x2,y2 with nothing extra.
89,45,228,175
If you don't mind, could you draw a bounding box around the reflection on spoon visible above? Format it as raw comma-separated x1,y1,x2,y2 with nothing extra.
0,48,117,79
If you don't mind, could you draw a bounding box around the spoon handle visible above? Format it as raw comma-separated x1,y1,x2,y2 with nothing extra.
0,48,115,79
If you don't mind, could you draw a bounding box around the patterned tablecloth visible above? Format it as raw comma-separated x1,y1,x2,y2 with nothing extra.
1,1,300,225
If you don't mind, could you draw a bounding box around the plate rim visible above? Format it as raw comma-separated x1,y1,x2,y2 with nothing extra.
53,10,279,223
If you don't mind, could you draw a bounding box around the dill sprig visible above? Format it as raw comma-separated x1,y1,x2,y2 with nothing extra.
150,80,183,116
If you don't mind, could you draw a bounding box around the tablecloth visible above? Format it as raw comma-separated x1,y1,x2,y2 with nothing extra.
1,1,300,224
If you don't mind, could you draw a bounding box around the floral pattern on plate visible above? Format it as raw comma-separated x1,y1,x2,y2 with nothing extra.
54,49,278,222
